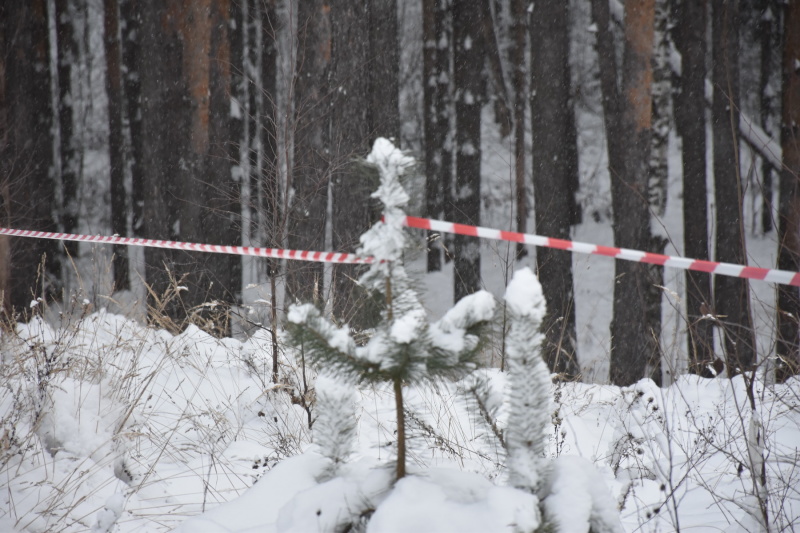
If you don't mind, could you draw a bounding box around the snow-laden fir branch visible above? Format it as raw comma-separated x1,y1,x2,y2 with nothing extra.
312,373,357,477
503,267,551,493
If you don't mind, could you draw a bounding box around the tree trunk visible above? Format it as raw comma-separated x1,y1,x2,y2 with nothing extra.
510,0,527,258
479,0,510,137
121,0,144,236
423,0,452,272
286,0,330,307
452,0,483,302
0,3,9,315
591,0,660,386
673,0,714,373
776,0,800,382
712,0,755,373
55,0,79,258
261,0,281,278
530,1,579,379
139,0,185,321
246,0,259,245
104,0,130,291
367,0,399,141
758,0,778,235
3,0,61,315
203,0,240,334
330,0,375,327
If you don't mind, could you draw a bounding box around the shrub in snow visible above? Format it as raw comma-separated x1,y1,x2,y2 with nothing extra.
286,138,495,482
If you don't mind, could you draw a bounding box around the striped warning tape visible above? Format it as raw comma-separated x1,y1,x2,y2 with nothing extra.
0,227,373,265
402,216,800,287
4,218,800,287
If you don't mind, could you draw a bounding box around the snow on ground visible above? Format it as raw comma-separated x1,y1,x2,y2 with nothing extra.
1,302,799,531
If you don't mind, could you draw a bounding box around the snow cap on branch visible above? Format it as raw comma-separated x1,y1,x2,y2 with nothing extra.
358,138,414,269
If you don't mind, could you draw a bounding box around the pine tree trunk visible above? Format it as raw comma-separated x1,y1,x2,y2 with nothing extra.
758,0,777,235
530,1,579,379
674,0,714,373
0,4,10,314
55,0,80,258
104,0,130,291
121,0,144,236
330,0,374,327
592,0,660,386
246,0,259,245
423,0,452,272
286,0,330,307
261,0,281,272
479,0,510,137
4,0,61,314
712,0,755,373
776,0,800,382
367,0,399,141
452,0,483,302
510,0,527,258
140,0,185,321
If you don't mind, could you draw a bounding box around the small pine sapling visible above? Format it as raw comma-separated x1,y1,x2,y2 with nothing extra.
287,138,495,482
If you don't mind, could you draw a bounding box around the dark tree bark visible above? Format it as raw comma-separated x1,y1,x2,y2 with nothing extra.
245,0,259,244
204,0,241,330
330,0,374,326
510,0,527,258
139,0,185,320
104,0,130,291
529,1,579,378
423,0,452,272
121,0,144,236
673,0,715,373
286,0,330,307
712,0,755,373
776,0,800,382
261,0,281,267
591,0,661,386
0,1,9,315
479,0,510,137
367,0,399,141
55,0,80,258
758,0,778,235
2,0,61,315
452,0,484,302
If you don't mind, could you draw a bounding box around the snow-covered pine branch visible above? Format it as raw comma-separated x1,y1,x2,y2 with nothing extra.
502,267,551,493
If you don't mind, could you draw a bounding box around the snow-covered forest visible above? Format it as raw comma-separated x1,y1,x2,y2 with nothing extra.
1,0,800,531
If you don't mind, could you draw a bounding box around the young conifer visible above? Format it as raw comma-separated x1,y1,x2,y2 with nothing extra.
287,138,495,482
503,267,552,492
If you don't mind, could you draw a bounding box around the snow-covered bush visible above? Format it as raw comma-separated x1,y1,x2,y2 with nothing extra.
286,138,495,482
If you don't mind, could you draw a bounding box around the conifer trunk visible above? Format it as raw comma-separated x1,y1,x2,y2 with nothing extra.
55,0,79,258
287,0,330,307
393,377,406,480
423,0,452,272
530,1,579,378
4,0,61,314
591,0,660,385
452,0,484,302
104,0,130,291
776,0,800,382
674,0,714,373
712,0,755,372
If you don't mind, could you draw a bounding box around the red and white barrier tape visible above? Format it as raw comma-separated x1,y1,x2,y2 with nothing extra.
402,216,800,288
0,227,373,265
4,218,800,287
